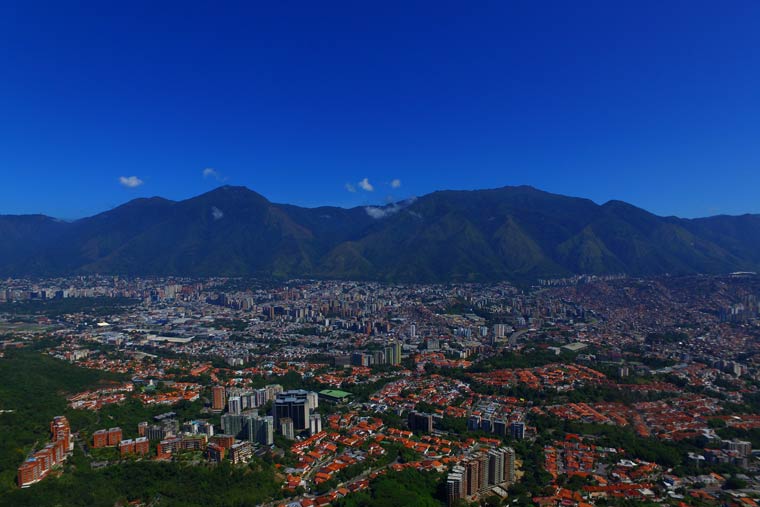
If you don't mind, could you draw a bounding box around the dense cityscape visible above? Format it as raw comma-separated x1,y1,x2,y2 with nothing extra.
2,273,760,506
3,2,760,506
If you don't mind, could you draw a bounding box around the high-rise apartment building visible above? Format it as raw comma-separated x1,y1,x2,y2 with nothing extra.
446,465,466,506
211,386,226,411
408,411,434,433
273,390,318,434
227,396,242,415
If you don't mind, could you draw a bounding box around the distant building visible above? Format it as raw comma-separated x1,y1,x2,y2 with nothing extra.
384,341,402,365
273,390,318,434
724,439,752,457
93,427,122,448
146,424,166,441
504,447,516,484
221,413,246,438
229,441,253,464
135,437,150,455
425,337,439,351
119,439,135,456
447,465,466,506
92,429,108,448
279,417,295,440
408,411,434,433
509,421,525,440
464,456,487,496
488,448,505,485
18,416,71,488
210,434,235,449
211,386,226,411
318,389,351,404
351,352,372,367
183,420,214,437
228,396,242,415
492,419,507,437
50,416,71,451
205,442,225,463
248,414,274,446
18,459,41,488
309,413,322,436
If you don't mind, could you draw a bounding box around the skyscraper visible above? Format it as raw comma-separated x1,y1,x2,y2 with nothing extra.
503,447,516,484
273,390,318,433
227,396,242,415
309,413,322,436
464,458,482,496
447,465,466,506
279,417,295,440
384,341,402,365
509,421,525,440
488,448,505,486
248,414,274,446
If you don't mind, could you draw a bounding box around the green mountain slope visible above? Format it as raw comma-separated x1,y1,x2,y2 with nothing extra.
1,185,759,281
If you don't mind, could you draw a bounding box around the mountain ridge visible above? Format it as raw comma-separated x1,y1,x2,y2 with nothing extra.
2,185,760,282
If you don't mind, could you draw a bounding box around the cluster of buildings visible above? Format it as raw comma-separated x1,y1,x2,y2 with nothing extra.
343,341,403,367
67,384,133,410
467,416,525,440
17,416,72,488
703,440,754,468
220,411,275,446
212,383,283,412
446,446,516,505
91,427,124,448
470,364,606,392
7,273,760,505
273,389,321,439
91,425,149,457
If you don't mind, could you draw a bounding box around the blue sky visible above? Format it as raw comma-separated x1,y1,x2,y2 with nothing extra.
1,1,759,219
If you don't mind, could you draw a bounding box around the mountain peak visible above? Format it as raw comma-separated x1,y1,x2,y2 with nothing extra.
189,185,270,205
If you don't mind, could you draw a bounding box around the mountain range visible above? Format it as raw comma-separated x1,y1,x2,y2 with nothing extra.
1,185,759,282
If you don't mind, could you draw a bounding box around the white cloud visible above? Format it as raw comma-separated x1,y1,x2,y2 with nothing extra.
358,178,374,192
345,183,357,193
119,176,143,188
364,197,417,219
365,207,389,219
391,178,401,188
203,168,226,182
211,206,224,220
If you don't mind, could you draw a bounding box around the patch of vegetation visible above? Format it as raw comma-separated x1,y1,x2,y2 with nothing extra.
0,458,280,507
332,468,445,507
210,319,248,332
0,297,139,317
0,349,124,492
